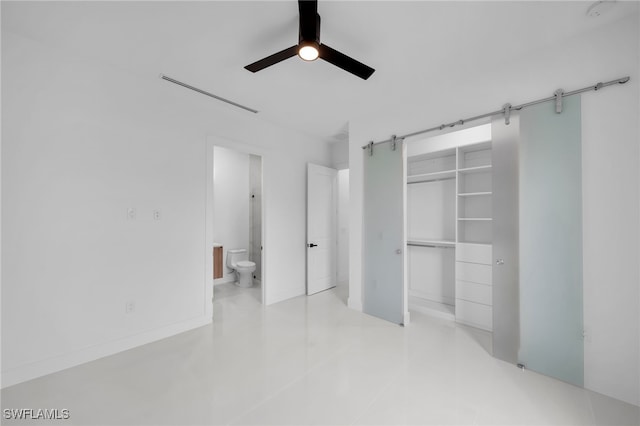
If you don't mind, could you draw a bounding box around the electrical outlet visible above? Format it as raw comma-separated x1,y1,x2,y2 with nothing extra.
127,208,136,221
125,301,136,314
153,209,161,221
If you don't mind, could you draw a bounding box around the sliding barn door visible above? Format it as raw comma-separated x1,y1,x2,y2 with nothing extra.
492,113,520,364
518,96,584,386
362,140,406,325
492,96,583,386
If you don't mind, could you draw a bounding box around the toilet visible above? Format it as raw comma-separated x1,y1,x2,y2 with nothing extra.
226,249,256,288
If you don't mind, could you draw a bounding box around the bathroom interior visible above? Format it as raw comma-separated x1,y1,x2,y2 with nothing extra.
212,145,263,305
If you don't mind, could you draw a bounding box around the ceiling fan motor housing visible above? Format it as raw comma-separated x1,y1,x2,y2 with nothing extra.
299,12,321,46
299,0,320,41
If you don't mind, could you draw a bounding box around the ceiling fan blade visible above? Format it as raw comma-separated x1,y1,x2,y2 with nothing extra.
245,45,299,73
298,0,319,42
318,44,375,80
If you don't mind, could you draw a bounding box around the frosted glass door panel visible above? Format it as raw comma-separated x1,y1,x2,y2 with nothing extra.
492,114,520,364
519,96,583,386
363,142,405,324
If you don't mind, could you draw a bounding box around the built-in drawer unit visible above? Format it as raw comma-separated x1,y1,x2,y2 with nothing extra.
456,299,493,331
455,280,492,306
456,243,492,264
455,261,492,285
455,242,493,331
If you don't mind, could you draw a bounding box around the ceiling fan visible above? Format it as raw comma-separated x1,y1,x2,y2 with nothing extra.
244,0,375,80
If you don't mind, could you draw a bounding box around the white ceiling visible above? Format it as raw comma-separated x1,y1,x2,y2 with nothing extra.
3,1,638,142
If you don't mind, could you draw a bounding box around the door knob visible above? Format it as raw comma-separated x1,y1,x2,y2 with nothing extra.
396,249,402,254
496,259,505,265
307,243,318,248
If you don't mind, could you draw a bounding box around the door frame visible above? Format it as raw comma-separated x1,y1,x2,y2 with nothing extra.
306,163,338,295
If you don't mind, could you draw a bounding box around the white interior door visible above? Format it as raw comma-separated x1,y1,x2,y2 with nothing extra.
307,163,337,295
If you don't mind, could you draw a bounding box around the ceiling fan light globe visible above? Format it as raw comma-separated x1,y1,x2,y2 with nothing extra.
298,44,319,61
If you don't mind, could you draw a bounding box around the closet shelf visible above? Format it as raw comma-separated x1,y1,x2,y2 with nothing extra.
408,296,456,321
457,241,492,248
458,191,492,197
458,165,492,174
458,217,493,221
407,169,456,183
407,239,456,248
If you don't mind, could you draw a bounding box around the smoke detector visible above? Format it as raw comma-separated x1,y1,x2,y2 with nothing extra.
586,1,616,17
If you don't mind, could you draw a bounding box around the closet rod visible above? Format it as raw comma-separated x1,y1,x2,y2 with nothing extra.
407,177,456,184
362,76,630,149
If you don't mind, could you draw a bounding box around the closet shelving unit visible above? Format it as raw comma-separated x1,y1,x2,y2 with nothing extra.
457,141,493,245
455,142,493,331
406,140,494,331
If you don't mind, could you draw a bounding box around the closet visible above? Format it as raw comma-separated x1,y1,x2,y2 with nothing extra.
363,80,623,387
406,127,493,331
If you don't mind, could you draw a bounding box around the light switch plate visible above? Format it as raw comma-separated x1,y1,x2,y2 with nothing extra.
127,208,136,220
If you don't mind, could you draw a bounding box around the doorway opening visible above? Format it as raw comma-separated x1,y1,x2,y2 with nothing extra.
406,124,492,326
305,164,349,305
212,145,263,309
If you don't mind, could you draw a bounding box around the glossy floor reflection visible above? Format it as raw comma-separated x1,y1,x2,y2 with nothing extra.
1,285,638,425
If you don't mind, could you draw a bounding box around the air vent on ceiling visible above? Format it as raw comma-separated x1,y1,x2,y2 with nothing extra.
160,74,258,114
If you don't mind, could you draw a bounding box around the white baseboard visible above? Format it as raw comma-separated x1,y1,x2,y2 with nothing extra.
348,297,362,312
266,288,305,306
403,311,411,326
214,276,236,285
1,315,212,389
409,297,456,322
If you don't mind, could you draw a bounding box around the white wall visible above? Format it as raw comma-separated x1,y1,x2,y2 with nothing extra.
331,140,349,170
1,31,330,387
349,15,639,405
337,169,350,286
213,146,250,283
333,140,350,288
